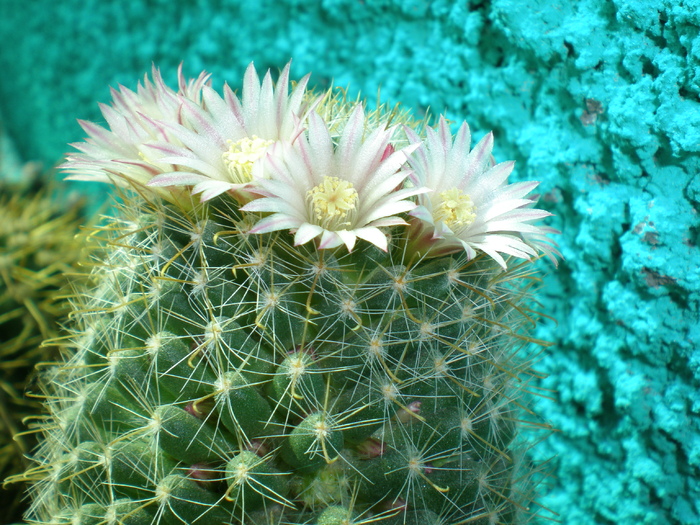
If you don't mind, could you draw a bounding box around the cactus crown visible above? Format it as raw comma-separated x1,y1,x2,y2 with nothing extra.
18,62,558,525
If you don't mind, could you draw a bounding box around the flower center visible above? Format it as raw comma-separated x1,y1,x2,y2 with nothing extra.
307,176,358,229
434,188,477,229
221,136,274,184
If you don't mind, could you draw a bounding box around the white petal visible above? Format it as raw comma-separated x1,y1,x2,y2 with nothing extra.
335,230,357,252
318,230,344,250
223,83,245,123
461,132,494,183
192,179,235,195
148,172,210,186
349,127,392,188
459,240,478,261
179,97,227,148
451,121,471,157
467,160,514,197
248,213,302,234
64,172,111,183
201,84,245,138
142,142,191,158
354,227,389,251
241,195,301,216
367,216,408,228
78,120,126,154
294,223,324,245
242,62,261,127
158,122,223,166
496,180,540,200
337,105,366,168
257,69,276,137
485,209,553,230
158,156,223,180
408,204,435,224
307,112,334,174
360,184,425,224
358,173,407,213
362,199,415,225
288,72,312,116
249,177,308,217
477,234,537,259
363,146,415,193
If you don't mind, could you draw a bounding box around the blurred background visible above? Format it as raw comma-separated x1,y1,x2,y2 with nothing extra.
0,0,698,523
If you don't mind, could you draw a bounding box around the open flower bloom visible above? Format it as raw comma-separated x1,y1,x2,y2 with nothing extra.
61,62,317,202
406,116,559,268
241,106,425,252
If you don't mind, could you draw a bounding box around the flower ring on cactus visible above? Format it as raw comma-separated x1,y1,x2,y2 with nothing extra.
405,116,559,268
61,61,319,203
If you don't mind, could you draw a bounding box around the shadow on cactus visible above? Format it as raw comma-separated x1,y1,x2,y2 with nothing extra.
19,62,560,524
0,173,87,523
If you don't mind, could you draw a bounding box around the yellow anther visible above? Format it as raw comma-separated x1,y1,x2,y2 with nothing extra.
307,176,358,228
435,187,477,229
222,136,274,184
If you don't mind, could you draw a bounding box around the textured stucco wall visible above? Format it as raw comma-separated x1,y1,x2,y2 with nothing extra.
0,1,698,523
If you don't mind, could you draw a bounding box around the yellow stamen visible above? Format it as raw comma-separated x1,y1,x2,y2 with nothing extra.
307,176,358,228
222,136,274,184
435,188,477,229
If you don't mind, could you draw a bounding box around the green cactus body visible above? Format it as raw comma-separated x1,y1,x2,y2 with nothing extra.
23,62,558,524
24,194,548,524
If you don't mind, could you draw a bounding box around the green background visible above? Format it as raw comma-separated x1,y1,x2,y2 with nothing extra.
0,1,698,523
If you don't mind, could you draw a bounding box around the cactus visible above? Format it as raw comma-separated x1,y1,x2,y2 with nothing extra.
0,174,86,523
21,63,558,524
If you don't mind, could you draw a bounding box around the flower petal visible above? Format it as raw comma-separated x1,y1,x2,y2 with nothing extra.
354,227,388,251
248,213,303,234
335,230,358,252
148,172,210,187
192,180,236,201
294,223,324,245
318,230,344,250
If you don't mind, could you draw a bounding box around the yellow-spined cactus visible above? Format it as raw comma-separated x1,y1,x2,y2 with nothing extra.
0,175,86,522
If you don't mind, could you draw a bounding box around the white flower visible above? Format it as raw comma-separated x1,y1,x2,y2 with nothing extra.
61,62,317,202
406,116,559,268
241,105,425,252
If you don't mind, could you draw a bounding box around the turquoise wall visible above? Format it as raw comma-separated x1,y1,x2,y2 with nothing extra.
1,1,698,523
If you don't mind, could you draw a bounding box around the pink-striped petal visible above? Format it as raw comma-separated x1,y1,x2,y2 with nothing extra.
148,172,210,186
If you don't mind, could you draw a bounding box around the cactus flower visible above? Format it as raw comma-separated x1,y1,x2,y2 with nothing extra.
241,107,425,251
406,116,558,268
62,61,317,202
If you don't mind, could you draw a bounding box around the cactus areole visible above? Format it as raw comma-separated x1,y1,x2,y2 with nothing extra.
25,62,559,524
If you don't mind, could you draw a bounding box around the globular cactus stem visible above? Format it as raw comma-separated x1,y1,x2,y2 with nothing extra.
20,61,559,525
